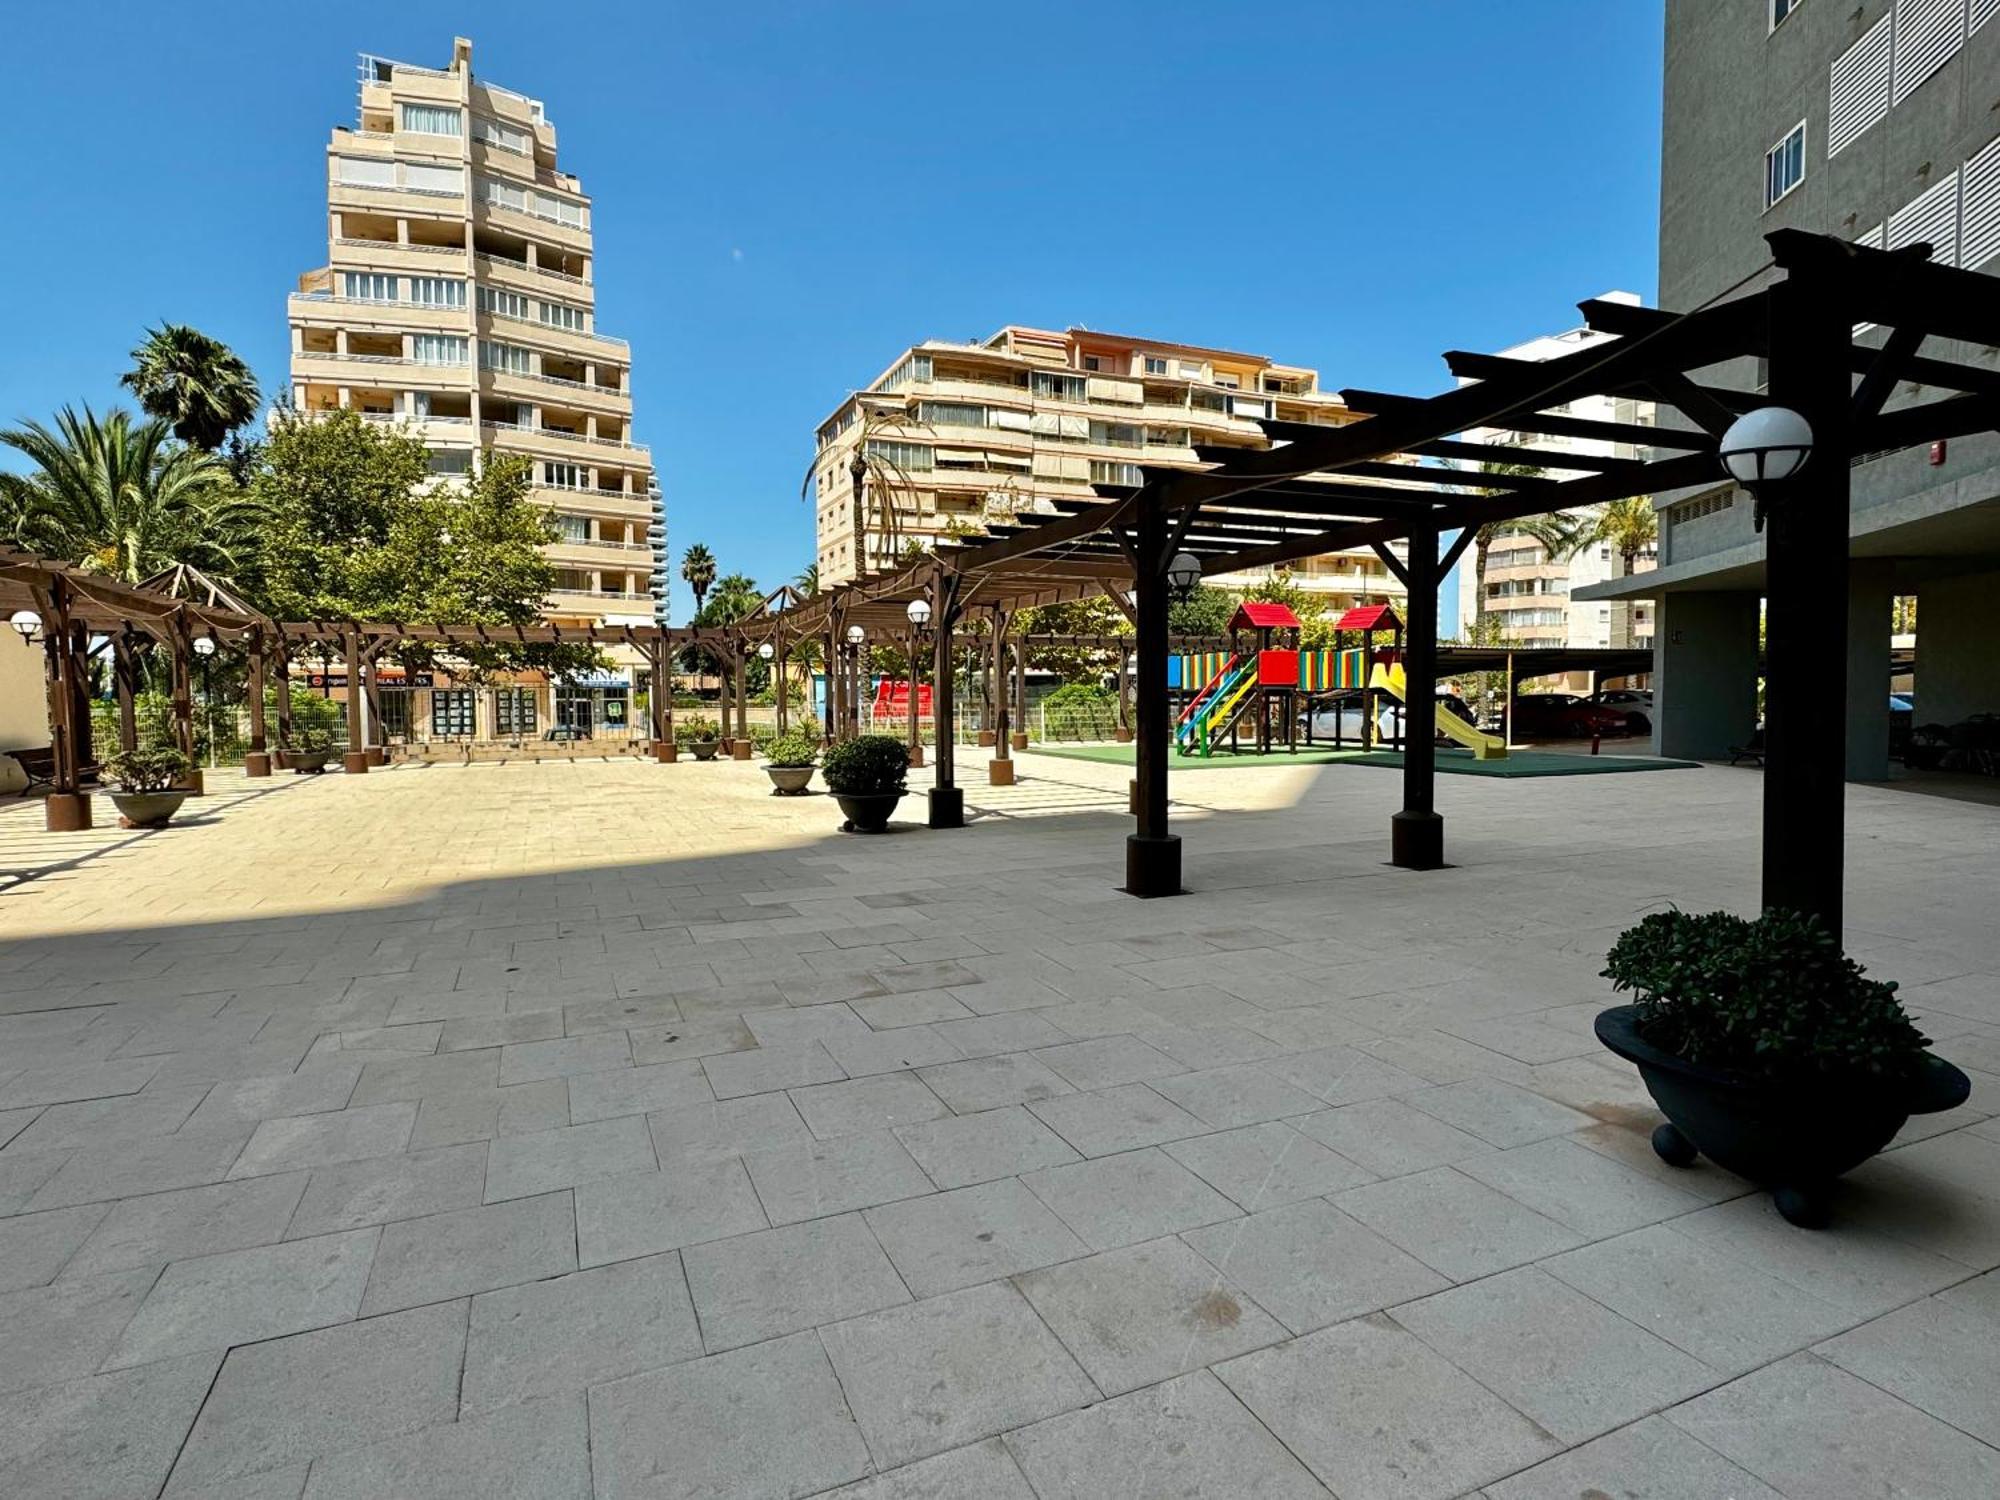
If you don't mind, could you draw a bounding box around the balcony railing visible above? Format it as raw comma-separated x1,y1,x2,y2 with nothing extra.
482,420,647,454
479,305,626,350
533,483,648,502
474,250,589,287
335,236,466,257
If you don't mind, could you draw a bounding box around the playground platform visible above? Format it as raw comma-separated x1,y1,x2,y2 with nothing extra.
1030,742,1702,776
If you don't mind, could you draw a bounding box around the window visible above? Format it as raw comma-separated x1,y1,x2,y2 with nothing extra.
1089,420,1141,449
542,462,583,489
399,103,462,136
411,334,467,365
431,689,475,738
410,277,465,308
1213,374,1240,390
475,117,531,154
879,354,931,391
342,272,398,302
918,401,986,428
1081,355,1102,372
538,194,585,228
426,449,470,475
1771,0,1805,27
479,341,532,374
495,688,536,735
539,301,586,331
1143,356,1169,375
1089,460,1143,486
1765,122,1806,208
480,177,528,212
555,514,590,541
1888,169,1962,266
1031,371,1087,402
336,156,395,188
867,440,933,472
402,162,461,195
479,287,529,320
1147,426,1190,448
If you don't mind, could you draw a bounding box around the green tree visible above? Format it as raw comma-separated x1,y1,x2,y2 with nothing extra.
1238,569,1339,647
794,562,820,597
1015,596,1129,682
801,407,927,576
1470,459,1583,631
121,324,262,452
1569,496,1659,576
1168,583,1233,638
679,543,717,613
0,406,259,583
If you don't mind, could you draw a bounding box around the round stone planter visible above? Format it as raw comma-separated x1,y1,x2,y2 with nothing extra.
111,790,188,830
285,749,333,775
833,791,903,833
686,741,719,762
765,765,815,795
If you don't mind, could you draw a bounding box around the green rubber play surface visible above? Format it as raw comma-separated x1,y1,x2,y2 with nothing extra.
1025,743,1701,777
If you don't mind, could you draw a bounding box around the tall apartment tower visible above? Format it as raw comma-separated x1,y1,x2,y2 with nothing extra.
809,327,1409,614
1582,1,2000,770
286,38,656,637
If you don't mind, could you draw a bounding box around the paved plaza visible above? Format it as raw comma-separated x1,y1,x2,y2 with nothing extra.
1,750,1998,1498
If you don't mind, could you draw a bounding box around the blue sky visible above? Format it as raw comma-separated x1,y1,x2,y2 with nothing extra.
1,1,1663,623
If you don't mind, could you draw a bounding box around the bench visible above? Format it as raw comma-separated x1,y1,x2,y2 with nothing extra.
7,746,56,795
1728,730,1765,767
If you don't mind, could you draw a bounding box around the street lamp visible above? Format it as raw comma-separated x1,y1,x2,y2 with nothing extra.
845,625,866,645
757,641,775,660
192,636,219,769
1166,551,1203,599
8,609,42,643
905,598,932,628
1719,406,1814,532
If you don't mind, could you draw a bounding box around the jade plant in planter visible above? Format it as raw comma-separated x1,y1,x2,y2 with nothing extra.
1596,908,1969,1227
676,716,721,761
820,734,908,833
286,728,336,775
100,747,194,829
762,732,819,796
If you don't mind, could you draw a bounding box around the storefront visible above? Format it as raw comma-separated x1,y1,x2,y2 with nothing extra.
553,670,633,739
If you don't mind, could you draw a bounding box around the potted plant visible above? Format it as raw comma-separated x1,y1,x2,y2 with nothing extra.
100,747,194,829
285,728,336,774
676,715,721,761
1596,908,1969,1228
763,732,819,795
820,733,908,833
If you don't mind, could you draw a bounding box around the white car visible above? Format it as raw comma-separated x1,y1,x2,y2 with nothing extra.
1298,690,1475,743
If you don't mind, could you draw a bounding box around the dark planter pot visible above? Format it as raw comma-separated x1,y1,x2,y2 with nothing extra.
686,741,719,762
832,790,903,833
1595,1004,1970,1227
111,790,188,829
286,749,333,775
765,765,815,795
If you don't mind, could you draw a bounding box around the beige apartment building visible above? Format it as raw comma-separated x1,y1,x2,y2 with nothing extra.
286,38,656,670
811,327,1407,613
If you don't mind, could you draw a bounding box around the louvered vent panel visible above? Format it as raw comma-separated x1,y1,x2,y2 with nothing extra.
1894,0,1967,105
1888,170,1962,265
1830,16,1894,155
1972,0,1997,32
1961,136,2000,267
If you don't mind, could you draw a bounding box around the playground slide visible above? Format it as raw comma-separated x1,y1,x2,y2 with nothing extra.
1368,663,1508,760
1176,655,1251,752
1193,670,1259,757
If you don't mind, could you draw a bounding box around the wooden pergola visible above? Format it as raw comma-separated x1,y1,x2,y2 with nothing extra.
760,231,2000,940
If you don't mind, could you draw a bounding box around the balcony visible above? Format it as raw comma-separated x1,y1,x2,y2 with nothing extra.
532,483,650,515
473,198,589,255
287,291,467,335
484,421,647,463
474,250,593,300
331,236,471,275
480,365,629,415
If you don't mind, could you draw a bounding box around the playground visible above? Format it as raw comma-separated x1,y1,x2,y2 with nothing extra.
1033,742,1700,776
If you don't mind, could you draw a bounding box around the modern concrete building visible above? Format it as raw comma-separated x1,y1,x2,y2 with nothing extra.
1455,295,1658,658
810,327,1408,614
1583,0,2000,773
286,38,656,656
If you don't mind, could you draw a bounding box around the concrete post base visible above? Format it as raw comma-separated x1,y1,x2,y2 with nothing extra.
1390,810,1444,869
977,730,997,747
1010,732,1029,752
1129,779,1139,816
1124,834,1183,897
928,786,964,828
1114,726,1133,743
731,741,753,761
364,746,386,767
45,792,91,832
243,752,272,778
343,752,370,774
988,759,1015,786
174,771,205,796
908,745,925,768
652,740,676,762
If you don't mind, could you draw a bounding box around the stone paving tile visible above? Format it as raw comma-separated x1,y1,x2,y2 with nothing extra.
0,1202,110,1290
644,1093,811,1164
483,1115,655,1202
178,1063,365,1137
823,1280,1099,1469
348,1049,501,1105
437,1009,565,1053
790,1072,951,1138
742,1128,936,1224
1260,1046,1431,1107
1815,1274,2000,1447
0,1266,156,1394
564,1059,711,1123
1163,1121,1376,1210
359,1191,575,1316
893,1104,1081,1189
588,1329,872,1500
821,1437,1036,1499
1401,1077,1595,1148
1334,1166,1584,1282
1667,1353,2000,1500
822,1023,964,1078
229,1103,417,1179
917,1052,1074,1112
1217,1314,1561,1500
850,990,977,1029
0,1146,70,1215
5,1085,206,1152
64,1173,308,1278
1005,1370,1329,1500
1146,1063,1325,1128
1542,1225,1854,1376
1183,1198,1448,1334
106,1227,379,1369
1454,1136,1709,1237
1015,1236,1287,1395
682,1210,910,1351
1023,1147,1240,1250
701,1039,846,1099
169,1300,466,1491
1032,1035,1187,1091
866,1178,1087,1297
287,1144,486,1238
1393,1265,1716,1445
494,1033,630,1086
0,1056,161,1109
1027,1082,1208,1157
626,1016,756,1065
1481,1415,1783,1500
0,1351,221,1500
27,1130,252,1211
931,1010,1071,1057
460,1253,701,1416
408,1079,569,1149
298,1393,590,1500
573,1157,767,1266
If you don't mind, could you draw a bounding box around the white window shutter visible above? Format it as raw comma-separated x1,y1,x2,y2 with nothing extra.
1887,169,1962,266
1961,136,2000,268
1852,224,1887,336
1829,15,1893,155
1893,0,1968,106
1973,0,1998,31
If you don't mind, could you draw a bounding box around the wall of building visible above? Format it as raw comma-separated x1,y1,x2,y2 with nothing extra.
1919,567,2000,725
0,635,49,792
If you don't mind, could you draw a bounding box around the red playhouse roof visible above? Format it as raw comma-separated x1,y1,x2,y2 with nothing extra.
1230,601,1301,631
1334,604,1401,632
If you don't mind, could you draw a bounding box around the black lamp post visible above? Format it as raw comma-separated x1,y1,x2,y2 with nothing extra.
192,634,219,769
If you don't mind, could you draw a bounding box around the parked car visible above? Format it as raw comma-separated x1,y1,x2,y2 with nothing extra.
1510,692,1636,741
1593,688,1654,734
1299,689,1476,744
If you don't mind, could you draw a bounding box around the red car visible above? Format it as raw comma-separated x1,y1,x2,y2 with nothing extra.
1509,693,1636,741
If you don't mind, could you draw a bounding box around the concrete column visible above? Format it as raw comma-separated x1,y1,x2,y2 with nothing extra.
336,329,350,355
1653,591,1761,761
1918,568,2000,725
1846,560,1894,783
396,218,409,245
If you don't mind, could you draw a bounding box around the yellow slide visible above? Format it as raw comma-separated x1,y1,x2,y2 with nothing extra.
1369,663,1508,760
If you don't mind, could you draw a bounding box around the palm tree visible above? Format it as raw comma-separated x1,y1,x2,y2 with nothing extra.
121,324,262,452
1570,495,1659,577
1469,460,1583,631
0,406,257,583
679,543,717,614
794,562,820,597
801,406,925,577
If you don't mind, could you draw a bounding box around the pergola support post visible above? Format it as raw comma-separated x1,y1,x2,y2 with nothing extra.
244,628,271,777
38,578,90,831
112,630,139,755
361,642,386,766
275,646,294,757
648,638,674,761
1010,636,1029,752
989,610,1015,786
731,645,752,759
343,624,368,774
928,567,965,828
905,627,924,768
170,610,203,793
1391,518,1444,869
1126,493,1182,896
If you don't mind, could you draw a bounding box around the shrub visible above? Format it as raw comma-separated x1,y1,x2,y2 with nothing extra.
764,732,819,768
99,747,192,794
675,715,720,745
820,734,908,797
1603,908,1929,1083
